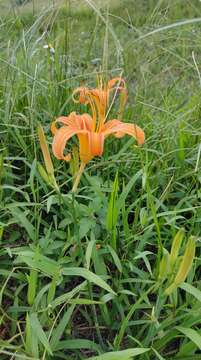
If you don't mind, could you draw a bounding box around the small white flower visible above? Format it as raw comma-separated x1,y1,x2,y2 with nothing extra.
50,47,55,55
43,43,55,55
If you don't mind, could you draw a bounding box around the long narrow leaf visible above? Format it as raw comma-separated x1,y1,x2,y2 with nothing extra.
30,313,53,355
55,339,101,352
179,283,201,303
10,208,35,241
176,326,201,350
87,348,150,360
62,267,116,295
50,304,75,350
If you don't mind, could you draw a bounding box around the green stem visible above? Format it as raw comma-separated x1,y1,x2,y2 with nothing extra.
88,282,104,349
71,192,84,264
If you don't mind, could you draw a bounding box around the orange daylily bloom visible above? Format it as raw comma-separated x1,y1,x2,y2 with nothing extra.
51,77,145,191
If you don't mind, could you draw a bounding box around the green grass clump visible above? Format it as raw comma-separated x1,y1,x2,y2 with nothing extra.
1,0,201,359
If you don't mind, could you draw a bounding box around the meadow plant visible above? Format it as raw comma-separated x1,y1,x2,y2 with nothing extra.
0,1,200,359
49,77,145,191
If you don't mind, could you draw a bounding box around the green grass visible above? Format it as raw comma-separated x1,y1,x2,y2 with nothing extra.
1,0,201,359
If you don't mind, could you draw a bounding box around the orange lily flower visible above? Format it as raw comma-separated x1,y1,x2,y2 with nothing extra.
51,77,145,191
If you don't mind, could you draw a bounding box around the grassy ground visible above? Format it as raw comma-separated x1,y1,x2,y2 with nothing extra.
0,0,122,14
1,0,201,359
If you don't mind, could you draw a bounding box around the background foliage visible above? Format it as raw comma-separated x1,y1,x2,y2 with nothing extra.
1,0,201,359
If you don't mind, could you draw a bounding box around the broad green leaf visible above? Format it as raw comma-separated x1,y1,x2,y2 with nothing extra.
87,348,150,360
25,313,32,354
134,251,153,276
62,267,115,295
85,238,96,270
107,245,122,273
27,248,39,306
25,313,39,358
50,304,75,350
177,339,198,358
14,250,60,277
30,313,53,355
92,245,107,276
119,289,136,297
47,273,58,304
10,208,35,241
47,195,60,213
51,281,87,308
79,218,95,239
176,326,201,350
55,339,101,353
27,268,38,306
66,298,102,305
179,283,201,303
34,284,50,309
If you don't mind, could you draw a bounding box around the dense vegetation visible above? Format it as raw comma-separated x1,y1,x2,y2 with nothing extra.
1,0,201,359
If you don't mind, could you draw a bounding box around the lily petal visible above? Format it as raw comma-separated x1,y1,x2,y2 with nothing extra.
77,133,92,164
103,119,145,145
72,87,88,104
51,114,76,135
108,77,125,89
52,126,88,162
78,113,94,131
89,132,104,157
77,132,104,163
51,112,93,135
